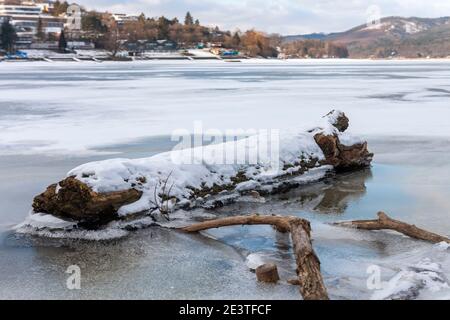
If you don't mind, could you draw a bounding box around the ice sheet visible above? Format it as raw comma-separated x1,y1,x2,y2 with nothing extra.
1,60,450,155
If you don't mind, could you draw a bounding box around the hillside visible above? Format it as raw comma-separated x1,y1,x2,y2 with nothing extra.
285,16,450,58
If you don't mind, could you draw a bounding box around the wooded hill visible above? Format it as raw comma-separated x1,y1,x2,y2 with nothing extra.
285,16,450,58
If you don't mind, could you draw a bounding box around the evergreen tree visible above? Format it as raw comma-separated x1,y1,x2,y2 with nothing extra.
194,19,200,26
58,30,67,53
36,17,45,42
0,20,17,54
53,1,69,16
81,12,108,33
232,32,241,47
184,12,193,25
158,16,170,39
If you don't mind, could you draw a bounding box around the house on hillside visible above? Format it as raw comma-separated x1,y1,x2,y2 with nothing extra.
123,39,179,55
0,0,66,48
144,40,178,51
112,13,139,25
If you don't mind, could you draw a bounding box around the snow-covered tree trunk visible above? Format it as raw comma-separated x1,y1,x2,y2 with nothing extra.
31,110,373,226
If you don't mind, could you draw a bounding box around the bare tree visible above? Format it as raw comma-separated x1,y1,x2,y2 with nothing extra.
103,21,121,57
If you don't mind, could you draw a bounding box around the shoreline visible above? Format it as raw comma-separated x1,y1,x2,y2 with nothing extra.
2,58,450,66
2,50,450,64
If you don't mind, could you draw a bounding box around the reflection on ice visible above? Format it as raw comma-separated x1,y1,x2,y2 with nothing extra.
206,168,372,216
276,169,372,214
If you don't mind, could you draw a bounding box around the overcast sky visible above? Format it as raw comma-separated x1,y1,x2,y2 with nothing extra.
75,0,450,35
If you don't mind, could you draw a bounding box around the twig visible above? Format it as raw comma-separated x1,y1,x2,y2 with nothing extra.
148,171,175,220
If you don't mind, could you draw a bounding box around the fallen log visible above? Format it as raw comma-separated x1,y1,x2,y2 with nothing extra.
180,214,329,300
29,110,373,226
334,212,450,244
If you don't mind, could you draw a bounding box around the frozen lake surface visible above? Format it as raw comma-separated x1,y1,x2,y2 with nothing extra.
0,60,449,299
1,59,450,155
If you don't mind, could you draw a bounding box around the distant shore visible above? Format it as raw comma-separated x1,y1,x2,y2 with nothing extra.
1,49,450,64
2,57,450,64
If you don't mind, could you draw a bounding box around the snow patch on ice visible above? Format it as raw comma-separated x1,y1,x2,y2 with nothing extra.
246,253,267,270
14,212,77,231
436,242,450,251
13,212,130,241
15,224,129,241
371,258,450,300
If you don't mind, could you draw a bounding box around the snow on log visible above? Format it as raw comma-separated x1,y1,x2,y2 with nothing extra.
334,212,450,244
31,110,373,225
180,214,329,300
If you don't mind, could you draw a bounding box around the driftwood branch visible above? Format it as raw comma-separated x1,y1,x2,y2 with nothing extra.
181,215,294,233
290,219,329,300
180,214,329,300
334,212,450,244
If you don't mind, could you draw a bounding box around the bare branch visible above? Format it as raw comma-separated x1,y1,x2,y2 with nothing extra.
334,212,450,244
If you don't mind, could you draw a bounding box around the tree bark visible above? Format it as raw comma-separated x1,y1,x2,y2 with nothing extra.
256,263,280,283
181,214,294,233
334,212,450,244
180,214,329,300
290,219,329,300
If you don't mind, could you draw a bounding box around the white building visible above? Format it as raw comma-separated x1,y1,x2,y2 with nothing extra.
0,0,65,47
112,13,139,24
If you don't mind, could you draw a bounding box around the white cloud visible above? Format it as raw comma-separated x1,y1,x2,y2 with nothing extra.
74,0,450,34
